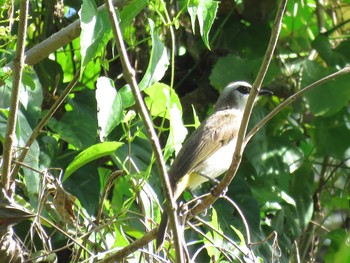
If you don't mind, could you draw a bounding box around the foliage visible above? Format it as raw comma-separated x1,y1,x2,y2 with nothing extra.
0,0,349,262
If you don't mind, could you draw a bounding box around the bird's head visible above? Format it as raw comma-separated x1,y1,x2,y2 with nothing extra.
214,81,271,111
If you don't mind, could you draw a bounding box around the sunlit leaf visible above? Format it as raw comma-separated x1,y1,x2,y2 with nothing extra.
204,208,222,259
144,82,187,157
64,141,123,181
138,19,169,90
96,77,123,141
79,0,111,72
187,0,219,49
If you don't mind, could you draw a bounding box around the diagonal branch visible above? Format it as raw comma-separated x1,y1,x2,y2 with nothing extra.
245,65,350,144
10,71,80,180
4,1,122,70
103,0,183,262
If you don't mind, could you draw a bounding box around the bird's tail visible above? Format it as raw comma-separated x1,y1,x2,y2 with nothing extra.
156,212,168,250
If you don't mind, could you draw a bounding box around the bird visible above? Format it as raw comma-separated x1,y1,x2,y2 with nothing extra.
156,81,271,249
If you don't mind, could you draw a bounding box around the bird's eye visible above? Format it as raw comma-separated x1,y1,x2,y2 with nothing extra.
237,85,251,94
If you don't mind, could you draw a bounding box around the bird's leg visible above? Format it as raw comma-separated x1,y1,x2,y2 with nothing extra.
178,201,189,226
198,173,220,185
195,173,228,197
197,172,228,196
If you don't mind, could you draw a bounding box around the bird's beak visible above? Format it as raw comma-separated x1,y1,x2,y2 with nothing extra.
258,89,273,96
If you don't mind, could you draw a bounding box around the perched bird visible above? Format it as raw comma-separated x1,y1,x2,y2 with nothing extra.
156,81,271,249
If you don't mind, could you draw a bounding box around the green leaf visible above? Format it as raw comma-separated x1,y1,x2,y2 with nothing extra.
47,91,98,149
56,38,79,82
204,208,222,259
187,0,219,49
19,111,41,195
302,60,350,117
96,77,123,141
119,0,147,30
144,82,187,157
289,162,314,229
79,0,111,72
210,54,280,90
144,82,172,119
119,84,135,109
64,141,123,181
311,111,350,159
312,34,347,67
230,225,246,247
138,19,169,90
0,74,42,196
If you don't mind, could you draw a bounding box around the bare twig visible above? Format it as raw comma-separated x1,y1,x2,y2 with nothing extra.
96,170,124,223
103,0,183,262
245,65,350,144
190,217,247,257
2,0,30,195
100,228,158,263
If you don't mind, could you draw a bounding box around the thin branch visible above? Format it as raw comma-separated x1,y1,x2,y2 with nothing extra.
222,196,252,246
103,0,183,262
100,229,158,263
245,65,350,144
159,0,175,88
10,70,80,181
2,0,30,195
189,0,288,218
4,1,122,70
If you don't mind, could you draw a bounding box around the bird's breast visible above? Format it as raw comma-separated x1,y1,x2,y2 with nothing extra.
188,138,237,190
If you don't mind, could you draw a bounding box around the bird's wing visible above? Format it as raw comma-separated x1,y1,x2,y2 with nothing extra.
169,109,241,184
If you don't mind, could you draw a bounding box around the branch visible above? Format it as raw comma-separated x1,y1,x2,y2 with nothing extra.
103,0,183,261
189,0,288,219
100,229,158,263
4,1,122,69
245,65,350,144
1,0,30,195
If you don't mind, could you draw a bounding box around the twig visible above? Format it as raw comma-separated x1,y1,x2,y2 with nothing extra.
10,70,80,180
96,170,124,223
2,0,30,195
191,217,247,257
245,65,350,144
222,196,252,249
103,0,183,262
100,228,158,263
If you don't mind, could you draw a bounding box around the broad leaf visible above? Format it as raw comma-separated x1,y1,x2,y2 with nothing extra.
138,19,169,90
96,77,123,141
187,0,219,49
79,0,111,72
144,82,187,157
64,141,123,181
302,60,350,117
47,90,98,149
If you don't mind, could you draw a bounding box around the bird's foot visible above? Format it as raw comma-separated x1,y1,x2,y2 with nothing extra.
210,184,228,197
